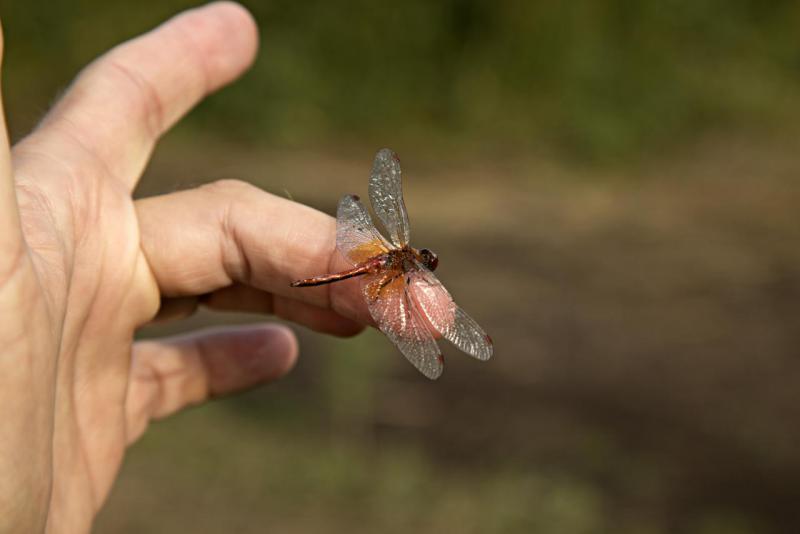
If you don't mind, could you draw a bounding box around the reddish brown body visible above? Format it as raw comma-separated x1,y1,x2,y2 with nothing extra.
290,247,434,289
290,255,384,287
289,148,491,379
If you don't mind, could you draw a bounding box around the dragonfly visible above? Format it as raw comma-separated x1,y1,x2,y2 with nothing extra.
291,148,493,379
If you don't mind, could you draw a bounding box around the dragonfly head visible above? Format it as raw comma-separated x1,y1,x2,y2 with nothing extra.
419,248,439,271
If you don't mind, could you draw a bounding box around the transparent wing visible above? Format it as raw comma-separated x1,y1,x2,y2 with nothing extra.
363,272,444,379
408,266,493,361
368,148,411,248
336,194,391,266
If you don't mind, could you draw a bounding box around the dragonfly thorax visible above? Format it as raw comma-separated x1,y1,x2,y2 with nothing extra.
378,247,438,272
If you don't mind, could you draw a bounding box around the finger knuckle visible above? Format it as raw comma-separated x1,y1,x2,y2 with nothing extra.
102,56,166,140
203,178,258,198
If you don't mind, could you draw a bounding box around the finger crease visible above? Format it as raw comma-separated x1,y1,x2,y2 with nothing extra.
105,58,166,141
219,199,253,285
192,338,215,399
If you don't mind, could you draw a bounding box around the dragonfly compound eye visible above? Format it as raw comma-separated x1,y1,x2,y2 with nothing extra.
420,248,439,271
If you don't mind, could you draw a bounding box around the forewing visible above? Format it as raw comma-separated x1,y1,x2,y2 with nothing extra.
408,267,493,361
364,272,444,379
369,148,411,248
336,194,391,266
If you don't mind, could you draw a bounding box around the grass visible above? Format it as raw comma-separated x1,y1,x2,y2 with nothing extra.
98,398,610,534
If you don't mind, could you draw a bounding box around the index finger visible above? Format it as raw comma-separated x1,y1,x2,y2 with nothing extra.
14,2,258,190
135,179,372,324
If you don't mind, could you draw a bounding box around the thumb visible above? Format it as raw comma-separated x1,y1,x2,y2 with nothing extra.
125,324,298,444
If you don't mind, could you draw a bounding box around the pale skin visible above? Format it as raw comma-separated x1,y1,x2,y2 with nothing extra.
0,3,373,532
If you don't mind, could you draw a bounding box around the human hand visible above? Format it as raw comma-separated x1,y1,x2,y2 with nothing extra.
0,3,366,532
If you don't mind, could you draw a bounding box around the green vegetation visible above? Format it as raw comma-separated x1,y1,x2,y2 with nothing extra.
98,399,613,534
5,1,800,159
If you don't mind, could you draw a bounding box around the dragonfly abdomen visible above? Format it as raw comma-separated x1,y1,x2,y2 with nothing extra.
289,266,368,287
290,256,387,287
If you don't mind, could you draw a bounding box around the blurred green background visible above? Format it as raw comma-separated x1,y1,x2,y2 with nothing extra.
4,1,800,533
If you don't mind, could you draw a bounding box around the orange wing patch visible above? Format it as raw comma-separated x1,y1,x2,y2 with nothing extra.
364,269,405,302
347,239,389,264
380,272,406,297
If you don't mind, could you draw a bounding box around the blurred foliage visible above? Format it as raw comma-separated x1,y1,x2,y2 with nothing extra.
5,0,800,159
4,2,800,533
98,398,612,534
